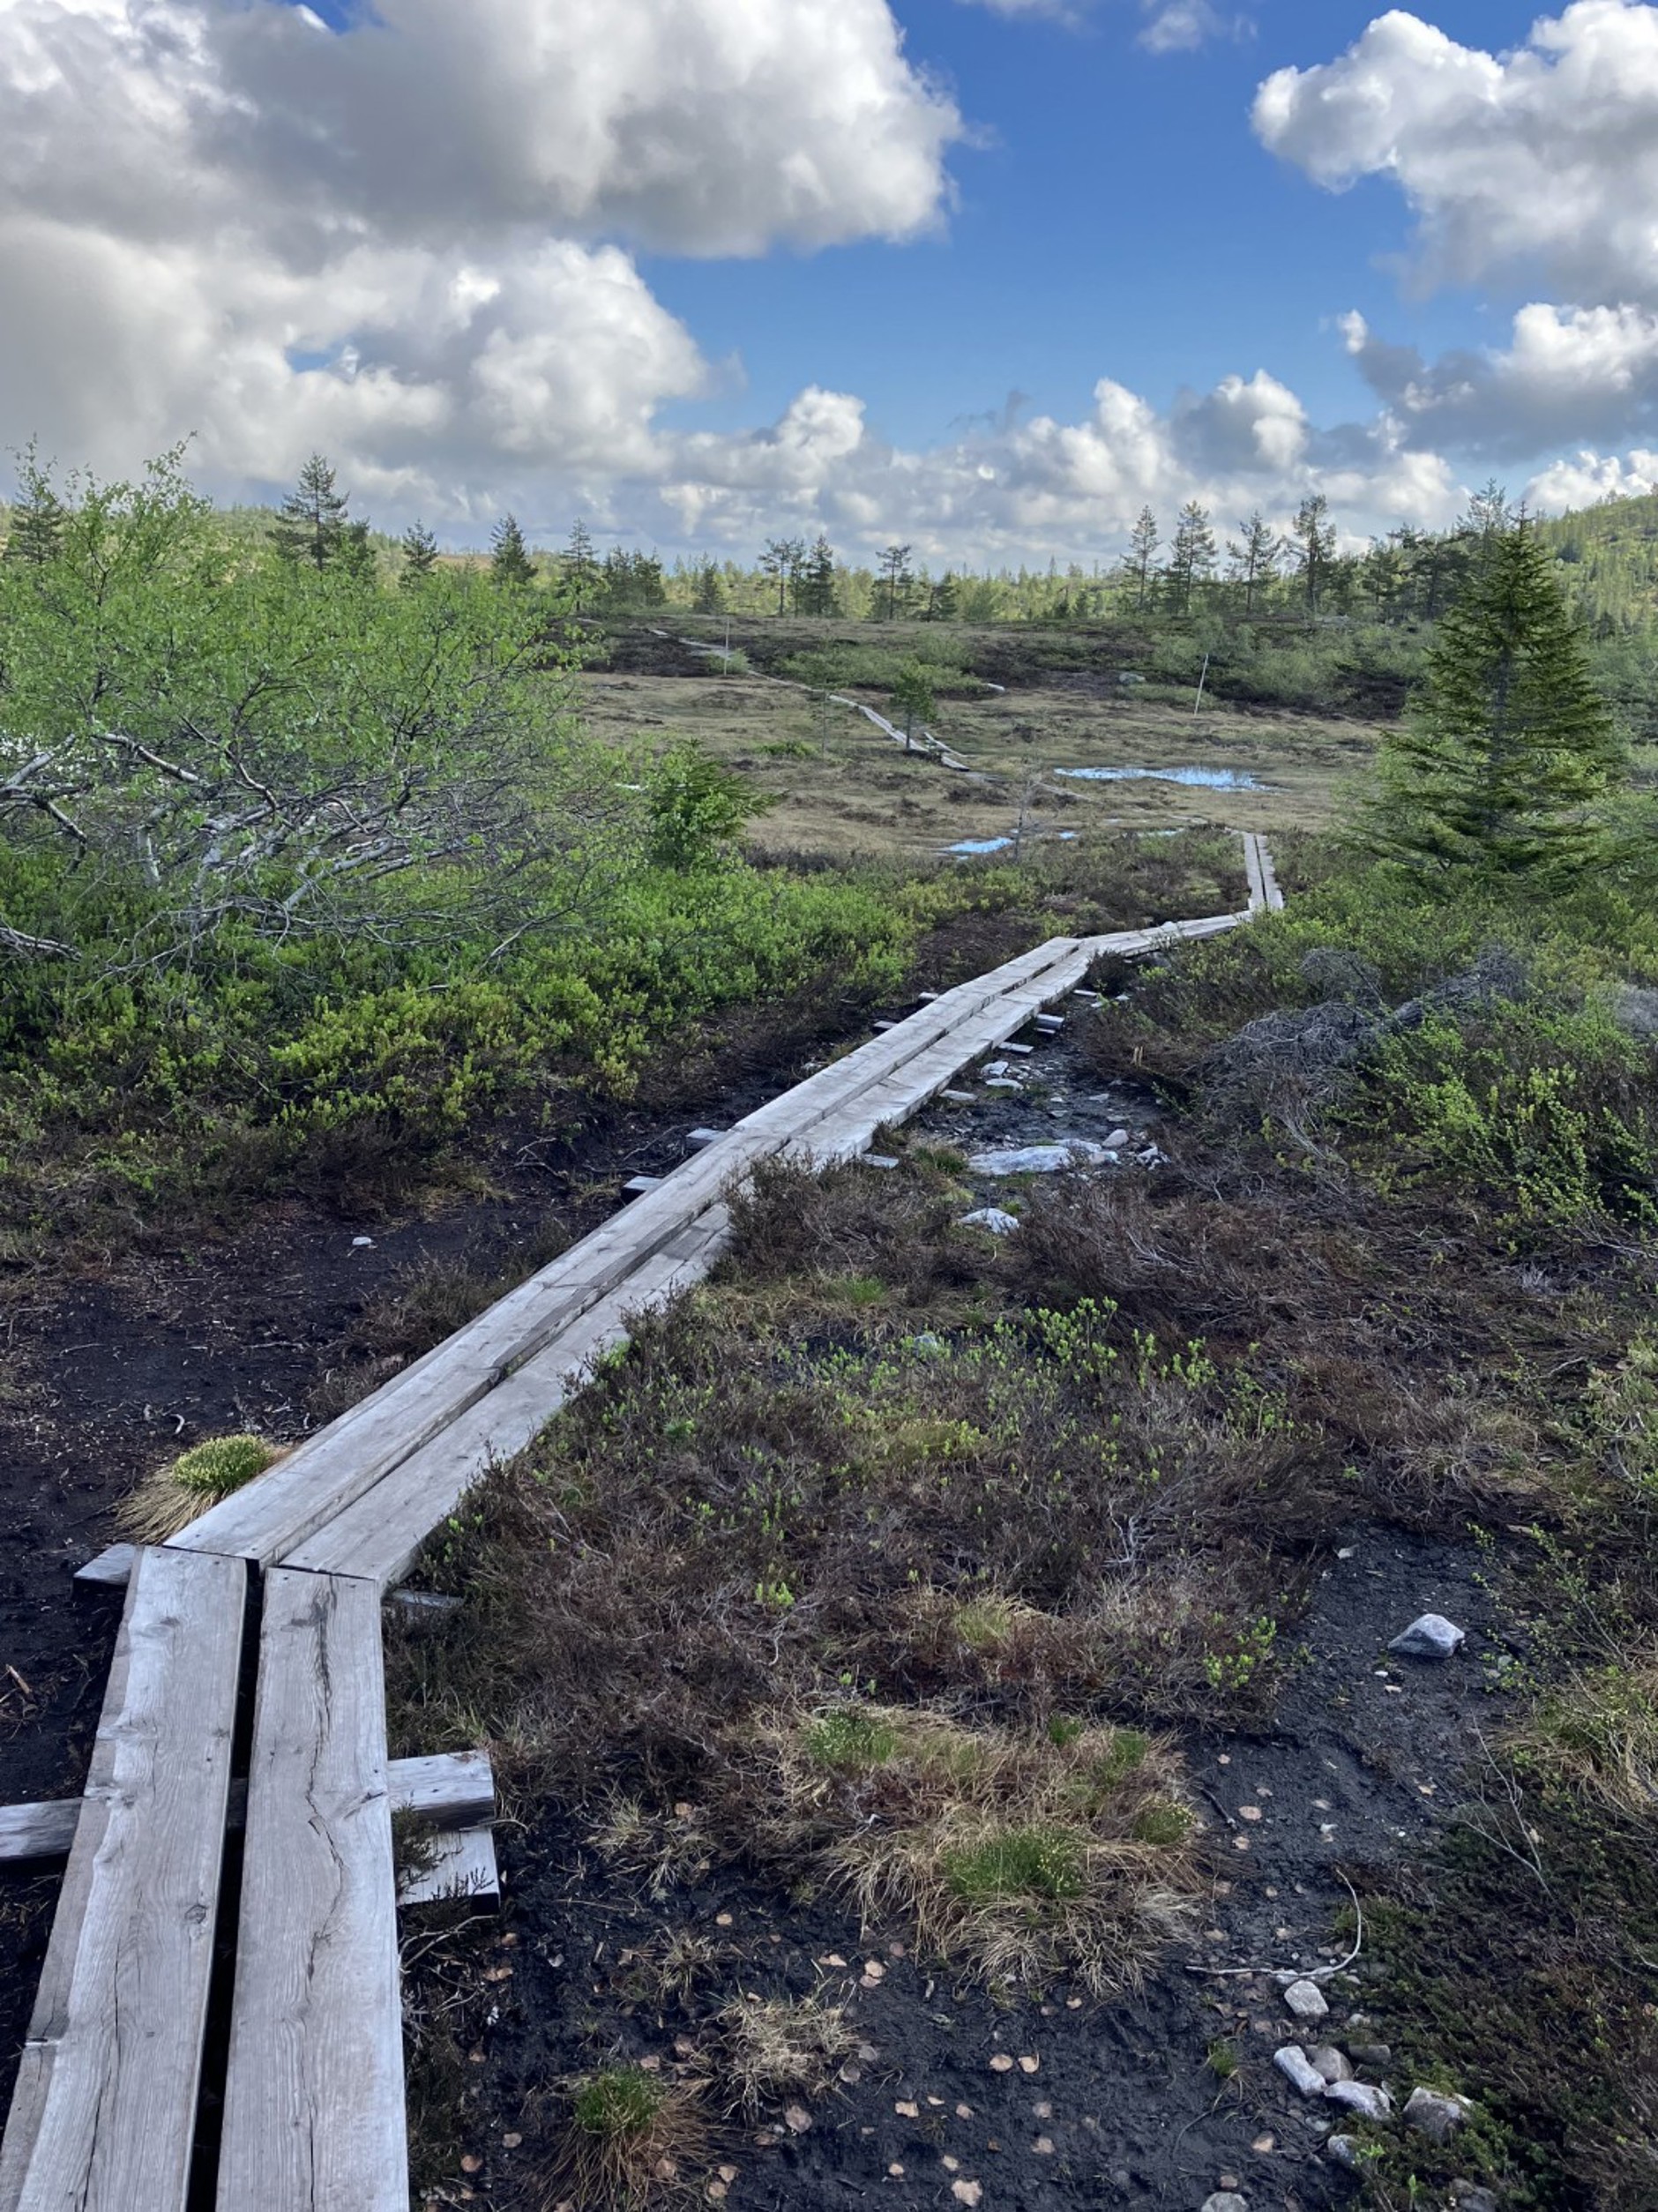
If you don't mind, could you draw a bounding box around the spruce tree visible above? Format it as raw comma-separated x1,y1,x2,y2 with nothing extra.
400,519,439,587
1226,511,1280,616
2,459,64,565
877,544,914,622
564,519,599,612
1162,501,1216,616
271,453,349,568
490,513,535,588
692,558,727,616
1124,507,1159,611
1367,521,1622,880
801,534,838,617
1289,493,1337,615
335,518,378,584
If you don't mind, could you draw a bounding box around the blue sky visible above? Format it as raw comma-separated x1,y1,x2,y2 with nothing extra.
5,0,1658,557
646,0,1533,447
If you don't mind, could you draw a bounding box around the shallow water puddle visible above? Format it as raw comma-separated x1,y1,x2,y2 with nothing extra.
1055,766,1265,789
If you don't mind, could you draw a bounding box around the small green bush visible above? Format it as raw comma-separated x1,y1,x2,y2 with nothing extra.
571,2066,664,2138
805,1709,899,1773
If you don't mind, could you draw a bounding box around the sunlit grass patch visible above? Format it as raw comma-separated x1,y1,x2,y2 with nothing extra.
117,1431,286,1542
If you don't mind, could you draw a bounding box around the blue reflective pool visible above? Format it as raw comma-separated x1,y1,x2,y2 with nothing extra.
1056,766,1264,790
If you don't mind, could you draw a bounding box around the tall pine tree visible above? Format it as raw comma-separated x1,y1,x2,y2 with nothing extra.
400,519,439,587
271,453,350,568
3,453,64,566
1366,520,1622,880
1123,507,1159,611
564,520,599,612
490,513,535,588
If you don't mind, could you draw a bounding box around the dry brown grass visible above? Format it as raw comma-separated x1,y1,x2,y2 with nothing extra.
715,1993,856,2115
1511,1653,1658,1823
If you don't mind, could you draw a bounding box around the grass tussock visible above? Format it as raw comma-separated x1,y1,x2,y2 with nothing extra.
716,1994,856,2115
1511,1655,1658,1822
546,2066,712,2210
116,1432,286,1542
761,1706,1197,1992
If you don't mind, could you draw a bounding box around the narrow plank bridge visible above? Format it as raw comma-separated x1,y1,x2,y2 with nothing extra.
0,853,1281,2209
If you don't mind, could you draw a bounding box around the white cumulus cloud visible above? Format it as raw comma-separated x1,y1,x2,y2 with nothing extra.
1254,2,1658,303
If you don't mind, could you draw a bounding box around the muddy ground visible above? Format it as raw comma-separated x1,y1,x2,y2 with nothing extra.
0,965,997,2116
401,1038,1525,2212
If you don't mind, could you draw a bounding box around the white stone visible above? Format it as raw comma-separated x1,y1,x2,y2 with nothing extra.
960,1208,1020,1237
967,1141,1111,1177
1283,1978,1330,2022
1103,1127,1130,1148
1405,2086,1472,2142
1273,2045,1327,2097
351,1236,375,1248
1201,2196,1250,2212
1325,2135,1363,2171
1388,1613,1466,1659
985,1079,1023,1093
1306,2046,1353,2083
1324,2080,1393,2122
982,1061,1010,1078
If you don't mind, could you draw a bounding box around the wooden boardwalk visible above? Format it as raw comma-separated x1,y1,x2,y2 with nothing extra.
1,885,1273,2208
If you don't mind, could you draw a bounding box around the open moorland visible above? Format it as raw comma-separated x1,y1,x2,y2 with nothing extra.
1,472,1656,2212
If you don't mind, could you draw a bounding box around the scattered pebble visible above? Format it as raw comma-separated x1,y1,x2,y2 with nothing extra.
783,2104,812,2134
501,2133,521,2149
1238,1805,1263,1822
1273,2045,1327,2098
951,2184,983,2208
1282,1979,1329,2023
1405,2086,1473,2142
351,1235,374,1248
1348,2043,1393,2069
1325,2134,1362,2171
1306,2046,1353,2084
955,2103,974,2119
989,2054,1015,2074
1251,2134,1274,2153
1201,2196,1250,2212
942,2155,960,2172
895,2101,919,2119
1017,2056,1041,2074
1388,1613,1467,1660
1033,2136,1055,2156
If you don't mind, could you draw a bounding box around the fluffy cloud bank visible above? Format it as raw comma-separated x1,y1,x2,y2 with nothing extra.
0,0,1624,559
1254,2,1658,302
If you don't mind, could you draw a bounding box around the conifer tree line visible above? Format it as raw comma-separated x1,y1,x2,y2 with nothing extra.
11,451,1658,649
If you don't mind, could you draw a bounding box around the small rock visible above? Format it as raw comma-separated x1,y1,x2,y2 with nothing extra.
952,2184,983,2208
1282,1979,1330,2023
1388,1613,1466,1660
1032,2136,1055,2156
1348,2042,1392,2068
1201,2197,1249,2212
1103,1127,1130,1149
1017,2056,1041,2074
960,1207,1020,1236
985,1078,1024,1093
1325,2135,1363,2171
1405,2086,1472,2143
989,2054,1015,2074
1273,2045,1327,2097
1324,2080,1393,2122
967,1140,1112,1176
1449,2187,1500,2212
982,1061,1010,1078
782,2104,812,2134
351,1235,375,1248
1306,2046,1353,2084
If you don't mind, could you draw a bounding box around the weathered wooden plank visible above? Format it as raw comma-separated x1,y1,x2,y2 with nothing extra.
72,1543,136,1590
0,1802,79,1863
1255,836,1284,913
0,1752,494,1870
397,1826,499,1908
171,930,1206,1571
285,1216,731,1587
217,1568,405,2212
0,1546,244,2212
